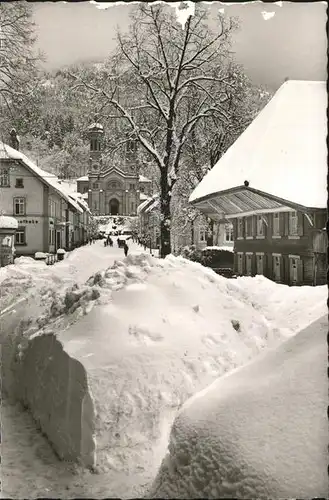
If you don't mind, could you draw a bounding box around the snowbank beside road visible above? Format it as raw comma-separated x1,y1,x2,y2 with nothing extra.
14,253,327,478
149,315,328,499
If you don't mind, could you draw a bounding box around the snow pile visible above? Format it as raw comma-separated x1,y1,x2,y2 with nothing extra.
20,253,326,478
149,315,328,499
0,215,18,229
231,274,326,333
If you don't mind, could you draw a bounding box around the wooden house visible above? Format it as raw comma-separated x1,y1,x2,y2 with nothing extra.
189,80,327,286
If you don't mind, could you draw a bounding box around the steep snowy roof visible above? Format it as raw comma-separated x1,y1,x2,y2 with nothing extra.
0,143,84,214
139,174,152,183
190,81,327,209
0,215,18,229
137,198,151,215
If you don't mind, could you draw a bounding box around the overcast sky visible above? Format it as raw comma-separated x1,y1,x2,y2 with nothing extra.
32,1,327,91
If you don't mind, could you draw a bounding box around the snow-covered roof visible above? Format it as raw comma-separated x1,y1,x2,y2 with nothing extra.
0,143,85,214
88,122,104,130
139,193,149,201
0,215,18,229
145,197,160,214
137,194,159,215
139,174,152,183
77,175,89,182
137,198,152,215
190,81,327,209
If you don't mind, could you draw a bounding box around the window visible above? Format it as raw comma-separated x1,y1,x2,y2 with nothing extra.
273,213,280,236
15,228,26,245
49,200,55,217
49,228,54,246
237,253,244,274
140,186,145,193
15,178,24,188
224,223,234,242
127,140,136,153
0,168,10,187
246,253,253,276
290,258,298,284
237,218,244,238
273,254,281,282
199,229,207,242
256,254,264,275
14,197,25,215
256,215,264,237
83,187,88,193
129,184,135,191
289,211,298,236
245,216,253,238
92,182,99,189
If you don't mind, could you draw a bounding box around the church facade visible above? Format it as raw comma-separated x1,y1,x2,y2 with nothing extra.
77,122,152,216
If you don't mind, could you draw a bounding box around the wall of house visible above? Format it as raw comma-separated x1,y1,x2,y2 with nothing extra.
0,160,46,256
233,209,327,286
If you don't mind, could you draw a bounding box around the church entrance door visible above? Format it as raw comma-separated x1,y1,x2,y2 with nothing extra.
109,198,119,215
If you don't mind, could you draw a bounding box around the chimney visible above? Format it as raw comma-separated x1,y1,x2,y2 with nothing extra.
9,128,20,151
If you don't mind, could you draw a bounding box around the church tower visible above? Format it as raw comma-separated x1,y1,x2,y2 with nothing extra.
88,121,104,215
88,121,104,177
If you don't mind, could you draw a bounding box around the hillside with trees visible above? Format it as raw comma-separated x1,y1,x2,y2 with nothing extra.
0,2,270,254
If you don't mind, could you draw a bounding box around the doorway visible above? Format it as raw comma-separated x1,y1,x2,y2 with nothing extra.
109,198,119,215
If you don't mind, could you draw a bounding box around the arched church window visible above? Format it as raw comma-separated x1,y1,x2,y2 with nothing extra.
126,140,136,153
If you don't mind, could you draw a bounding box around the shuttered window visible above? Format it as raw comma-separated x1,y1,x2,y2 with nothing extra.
237,253,244,274
245,217,253,237
289,211,298,235
256,215,264,236
273,213,280,236
237,218,244,238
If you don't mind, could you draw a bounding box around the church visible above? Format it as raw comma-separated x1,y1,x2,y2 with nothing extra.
77,122,152,216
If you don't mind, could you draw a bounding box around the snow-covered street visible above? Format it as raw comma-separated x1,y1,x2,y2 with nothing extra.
1,240,327,499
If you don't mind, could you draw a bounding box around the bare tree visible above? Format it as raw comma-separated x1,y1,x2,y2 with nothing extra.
0,2,43,115
69,4,244,257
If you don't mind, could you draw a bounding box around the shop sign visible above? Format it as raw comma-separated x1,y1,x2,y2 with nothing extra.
17,219,39,224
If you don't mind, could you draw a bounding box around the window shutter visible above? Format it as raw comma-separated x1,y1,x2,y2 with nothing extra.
252,216,256,237
297,212,304,236
283,212,289,236
298,258,304,283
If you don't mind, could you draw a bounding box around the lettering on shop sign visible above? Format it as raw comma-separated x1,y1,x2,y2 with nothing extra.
17,220,39,224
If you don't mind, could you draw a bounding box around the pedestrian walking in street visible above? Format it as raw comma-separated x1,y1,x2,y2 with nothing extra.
123,241,129,257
